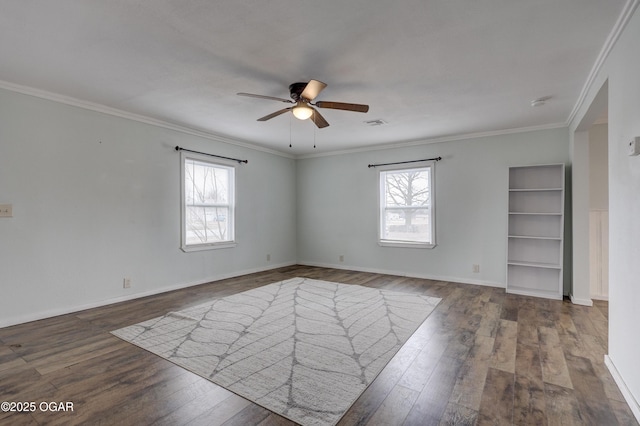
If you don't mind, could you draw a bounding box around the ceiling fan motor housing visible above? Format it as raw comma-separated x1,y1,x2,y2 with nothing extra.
289,82,308,101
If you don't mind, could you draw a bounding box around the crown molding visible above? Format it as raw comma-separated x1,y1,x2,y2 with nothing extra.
0,79,295,159
3,78,567,161
567,0,640,126
296,122,567,160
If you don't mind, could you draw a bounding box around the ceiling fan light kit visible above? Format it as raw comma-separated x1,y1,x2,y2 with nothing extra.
292,102,313,120
237,79,369,128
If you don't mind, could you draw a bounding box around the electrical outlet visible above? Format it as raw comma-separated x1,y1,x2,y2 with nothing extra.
339,255,344,262
266,254,271,262
0,204,13,217
472,264,480,273
123,278,131,289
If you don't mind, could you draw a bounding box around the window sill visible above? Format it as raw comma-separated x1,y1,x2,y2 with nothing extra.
378,240,436,249
181,242,237,252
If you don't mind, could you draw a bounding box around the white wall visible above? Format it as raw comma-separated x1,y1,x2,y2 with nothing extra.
606,7,640,418
589,123,609,210
0,87,570,327
0,88,297,327
296,128,570,288
570,3,640,420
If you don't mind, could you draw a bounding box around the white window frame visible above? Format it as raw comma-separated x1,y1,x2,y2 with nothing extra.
378,162,436,249
180,151,236,252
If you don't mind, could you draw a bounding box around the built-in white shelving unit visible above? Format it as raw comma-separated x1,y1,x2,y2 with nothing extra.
506,164,564,300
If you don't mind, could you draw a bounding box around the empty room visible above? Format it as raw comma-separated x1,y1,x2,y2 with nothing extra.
1,1,640,425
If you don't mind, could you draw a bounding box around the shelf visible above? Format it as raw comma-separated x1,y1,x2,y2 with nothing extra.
508,228,561,265
508,214,561,239
506,286,563,300
507,264,562,298
509,212,562,216
509,164,564,190
509,190,562,214
506,164,564,300
509,188,563,192
507,260,561,269
508,235,561,241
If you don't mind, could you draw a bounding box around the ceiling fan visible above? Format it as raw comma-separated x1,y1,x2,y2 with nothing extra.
237,80,369,128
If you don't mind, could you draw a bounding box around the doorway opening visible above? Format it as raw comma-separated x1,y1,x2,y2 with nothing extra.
571,80,609,304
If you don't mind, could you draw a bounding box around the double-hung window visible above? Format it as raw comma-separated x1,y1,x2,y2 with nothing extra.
181,152,235,251
379,163,435,248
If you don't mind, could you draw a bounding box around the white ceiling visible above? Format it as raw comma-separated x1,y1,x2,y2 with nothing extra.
0,0,627,155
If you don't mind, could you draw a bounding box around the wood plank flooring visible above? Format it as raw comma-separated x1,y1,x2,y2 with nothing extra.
0,266,637,425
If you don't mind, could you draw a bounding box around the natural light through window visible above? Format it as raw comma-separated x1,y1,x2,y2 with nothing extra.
379,164,435,248
181,153,235,251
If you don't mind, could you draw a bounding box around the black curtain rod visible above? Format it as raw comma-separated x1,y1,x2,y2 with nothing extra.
175,146,248,164
367,156,441,168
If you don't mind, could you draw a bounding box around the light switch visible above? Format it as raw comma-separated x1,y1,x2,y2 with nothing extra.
628,137,640,156
0,204,13,217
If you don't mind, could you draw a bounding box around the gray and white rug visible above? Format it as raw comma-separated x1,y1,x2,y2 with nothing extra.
112,277,441,426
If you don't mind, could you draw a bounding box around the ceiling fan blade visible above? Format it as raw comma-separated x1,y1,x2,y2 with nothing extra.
300,80,327,101
309,107,330,128
315,101,369,113
257,107,293,121
237,92,293,103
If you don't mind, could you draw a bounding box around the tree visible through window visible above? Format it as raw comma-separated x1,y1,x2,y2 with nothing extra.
181,154,235,250
379,164,435,247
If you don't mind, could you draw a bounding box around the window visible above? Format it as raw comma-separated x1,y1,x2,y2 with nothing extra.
181,152,235,251
379,163,435,248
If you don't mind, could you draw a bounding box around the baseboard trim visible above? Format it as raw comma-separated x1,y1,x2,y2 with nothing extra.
0,261,296,329
297,261,503,288
570,294,594,306
605,355,640,423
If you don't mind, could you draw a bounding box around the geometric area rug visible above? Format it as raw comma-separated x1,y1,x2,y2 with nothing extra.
111,277,441,426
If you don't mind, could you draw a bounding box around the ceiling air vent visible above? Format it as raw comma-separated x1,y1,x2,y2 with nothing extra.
364,119,387,126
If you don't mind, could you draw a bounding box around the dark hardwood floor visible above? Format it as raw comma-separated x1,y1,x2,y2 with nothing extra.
0,266,637,425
